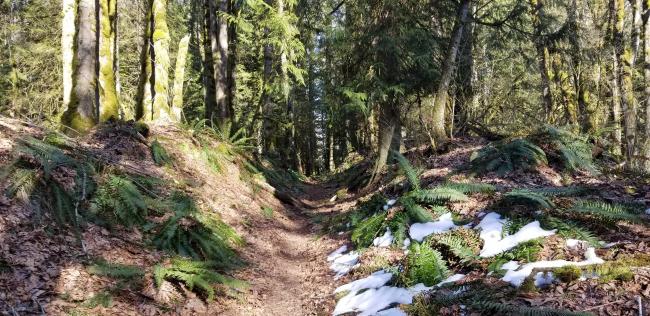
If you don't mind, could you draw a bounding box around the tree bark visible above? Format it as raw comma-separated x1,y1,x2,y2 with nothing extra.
171,35,190,120
135,0,153,120
203,0,217,122
531,0,554,122
643,0,650,170
97,0,120,122
430,0,471,145
62,0,97,132
215,0,231,126
61,0,76,111
151,0,172,122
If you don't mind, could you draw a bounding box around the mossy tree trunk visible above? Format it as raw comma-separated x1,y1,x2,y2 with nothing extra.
203,0,217,122
171,35,190,121
215,0,231,126
61,0,76,111
643,0,650,170
62,0,97,132
530,0,554,123
135,0,153,120
613,0,637,165
97,0,120,122
150,0,172,122
429,0,470,146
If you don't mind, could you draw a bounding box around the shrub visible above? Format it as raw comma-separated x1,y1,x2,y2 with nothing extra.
469,139,547,175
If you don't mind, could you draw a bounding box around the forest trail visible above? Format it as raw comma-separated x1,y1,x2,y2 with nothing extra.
221,181,347,316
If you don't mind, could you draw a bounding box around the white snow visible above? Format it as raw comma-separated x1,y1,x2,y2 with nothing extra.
409,213,458,242
387,199,397,206
402,238,411,249
534,271,555,287
501,247,604,287
645,208,650,215
373,229,394,247
476,212,555,257
330,251,360,279
500,261,520,271
407,283,432,295
335,270,393,294
327,245,348,262
437,274,465,287
376,308,407,316
566,239,586,249
333,286,413,316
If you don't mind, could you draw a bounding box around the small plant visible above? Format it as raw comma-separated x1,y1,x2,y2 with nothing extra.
406,242,450,286
151,192,241,265
469,139,548,175
529,126,597,174
153,258,243,300
261,206,274,219
542,217,600,246
90,175,148,227
437,182,496,194
555,265,582,283
82,291,113,308
569,200,642,223
87,259,144,279
430,229,480,263
503,189,554,209
150,139,172,166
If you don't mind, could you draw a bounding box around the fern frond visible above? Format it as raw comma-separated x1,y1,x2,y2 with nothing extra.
408,188,468,204
530,126,597,174
407,242,450,286
153,258,244,300
470,139,547,176
542,217,600,246
438,182,496,194
473,301,590,316
402,197,433,223
91,175,147,227
503,189,554,209
530,186,589,197
393,151,421,190
351,212,385,248
151,139,172,166
431,231,479,263
569,200,641,223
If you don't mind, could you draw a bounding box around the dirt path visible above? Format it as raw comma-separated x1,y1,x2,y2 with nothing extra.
221,182,347,316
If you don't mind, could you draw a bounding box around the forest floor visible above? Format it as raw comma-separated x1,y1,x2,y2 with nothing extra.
1,117,649,315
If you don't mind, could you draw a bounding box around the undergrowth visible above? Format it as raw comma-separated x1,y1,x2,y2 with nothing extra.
154,258,245,300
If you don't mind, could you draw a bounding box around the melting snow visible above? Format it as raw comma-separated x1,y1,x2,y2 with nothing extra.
501,247,604,287
645,208,650,215
534,271,555,287
409,213,458,242
387,199,397,206
476,212,555,257
333,286,413,316
330,251,360,279
373,229,394,247
566,239,586,249
437,274,465,287
402,238,411,249
327,245,348,262
335,270,393,294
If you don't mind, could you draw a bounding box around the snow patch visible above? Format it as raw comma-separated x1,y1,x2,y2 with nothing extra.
409,213,458,242
645,208,650,215
327,245,348,262
333,286,413,316
534,271,555,287
566,239,586,249
477,212,555,257
437,274,465,287
501,247,604,287
387,199,397,206
335,270,393,294
330,251,360,279
373,229,394,247
402,238,411,249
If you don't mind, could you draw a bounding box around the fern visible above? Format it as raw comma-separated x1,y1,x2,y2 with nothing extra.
530,186,589,197
402,197,434,223
406,242,450,286
5,168,38,202
154,258,244,300
91,175,148,227
431,231,479,263
151,139,172,166
438,182,496,194
393,151,421,190
408,188,468,204
151,192,241,265
470,139,548,175
530,126,597,174
351,212,385,248
542,217,600,246
569,200,641,223
87,259,144,279
503,189,554,209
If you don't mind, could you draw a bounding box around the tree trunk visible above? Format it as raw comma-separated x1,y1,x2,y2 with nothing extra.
151,0,172,122
613,0,637,164
97,0,120,122
135,0,153,120
203,0,217,122
61,0,76,111
62,0,97,132
215,0,231,126
171,35,190,120
643,0,650,170
368,102,398,186
531,0,554,122
430,0,470,145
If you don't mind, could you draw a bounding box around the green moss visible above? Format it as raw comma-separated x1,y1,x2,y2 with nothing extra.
555,265,582,283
